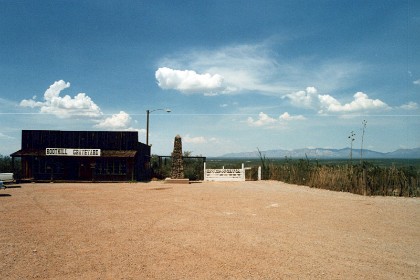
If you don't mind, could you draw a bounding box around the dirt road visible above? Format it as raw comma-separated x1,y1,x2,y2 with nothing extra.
0,181,419,279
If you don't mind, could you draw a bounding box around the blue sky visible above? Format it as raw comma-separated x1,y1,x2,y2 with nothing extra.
0,0,419,157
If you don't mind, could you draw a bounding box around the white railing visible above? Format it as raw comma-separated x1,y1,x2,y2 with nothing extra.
0,173,13,182
0,173,14,188
204,163,246,181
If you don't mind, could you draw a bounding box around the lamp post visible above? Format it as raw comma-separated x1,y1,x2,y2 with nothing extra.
146,108,171,146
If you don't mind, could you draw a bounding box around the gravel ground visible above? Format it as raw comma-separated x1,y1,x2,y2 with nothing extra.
0,181,419,279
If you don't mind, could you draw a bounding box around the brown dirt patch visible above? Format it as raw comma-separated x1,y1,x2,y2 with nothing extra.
0,181,419,279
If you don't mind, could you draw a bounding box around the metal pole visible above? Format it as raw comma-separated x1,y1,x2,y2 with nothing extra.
146,109,150,146
146,108,170,146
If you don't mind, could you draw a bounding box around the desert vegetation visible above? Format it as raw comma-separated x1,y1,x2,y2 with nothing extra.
151,151,205,180
253,121,418,197
0,155,20,174
257,156,419,197
158,149,419,197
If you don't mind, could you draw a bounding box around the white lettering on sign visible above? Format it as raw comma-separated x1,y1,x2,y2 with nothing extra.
45,148,101,157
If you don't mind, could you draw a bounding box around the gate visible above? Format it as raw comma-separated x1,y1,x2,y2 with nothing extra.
204,162,246,181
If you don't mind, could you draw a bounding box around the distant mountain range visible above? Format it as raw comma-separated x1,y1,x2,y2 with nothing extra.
220,147,420,159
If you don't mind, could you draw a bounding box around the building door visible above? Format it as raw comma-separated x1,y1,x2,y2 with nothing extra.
79,160,93,181
63,159,78,180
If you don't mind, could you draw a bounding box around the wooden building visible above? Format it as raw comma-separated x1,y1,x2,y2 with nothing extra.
11,130,151,181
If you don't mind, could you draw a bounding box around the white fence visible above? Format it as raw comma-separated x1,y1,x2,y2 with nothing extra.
0,173,14,188
203,163,261,182
0,173,13,182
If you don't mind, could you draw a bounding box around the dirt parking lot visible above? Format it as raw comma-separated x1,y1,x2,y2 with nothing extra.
0,181,419,279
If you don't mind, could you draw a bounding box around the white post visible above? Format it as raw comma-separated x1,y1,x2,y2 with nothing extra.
204,162,207,181
241,163,245,181
258,166,261,181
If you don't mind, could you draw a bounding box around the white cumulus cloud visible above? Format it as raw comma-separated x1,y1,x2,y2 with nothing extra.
19,80,146,132
95,111,132,129
247,112,277,127
285,87,319,109
20,80,102,118
413,79,420,85
247,111,305,128
279,112,306,121
182,134,219,144
322,92,390,113
182,134,208,144
286,87,390,114
155,67,226,95
400,101,418,110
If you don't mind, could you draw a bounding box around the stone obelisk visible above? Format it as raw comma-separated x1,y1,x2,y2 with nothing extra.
171,135,184,179
166,135,189,184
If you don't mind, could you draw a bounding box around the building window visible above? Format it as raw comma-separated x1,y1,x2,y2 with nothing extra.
95,159,127,175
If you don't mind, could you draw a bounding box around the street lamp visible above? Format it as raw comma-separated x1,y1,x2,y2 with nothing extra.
146,108,171,146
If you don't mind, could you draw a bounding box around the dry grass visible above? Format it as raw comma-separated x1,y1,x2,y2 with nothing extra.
261,159,419,197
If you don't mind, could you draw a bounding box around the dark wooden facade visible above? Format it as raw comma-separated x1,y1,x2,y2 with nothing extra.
11,130,151,181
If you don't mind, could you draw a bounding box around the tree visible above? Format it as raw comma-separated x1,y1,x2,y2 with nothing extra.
0,155,14,173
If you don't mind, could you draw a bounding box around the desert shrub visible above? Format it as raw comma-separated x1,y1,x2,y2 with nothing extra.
150,153,205,181
246,166,260,181
150,155,171,179
0,155,21,175
183,156,205,181
257,149,271,180
0,155,13,173
262,158,419,197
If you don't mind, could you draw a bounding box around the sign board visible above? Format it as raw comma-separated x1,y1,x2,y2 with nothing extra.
45,148,101,157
